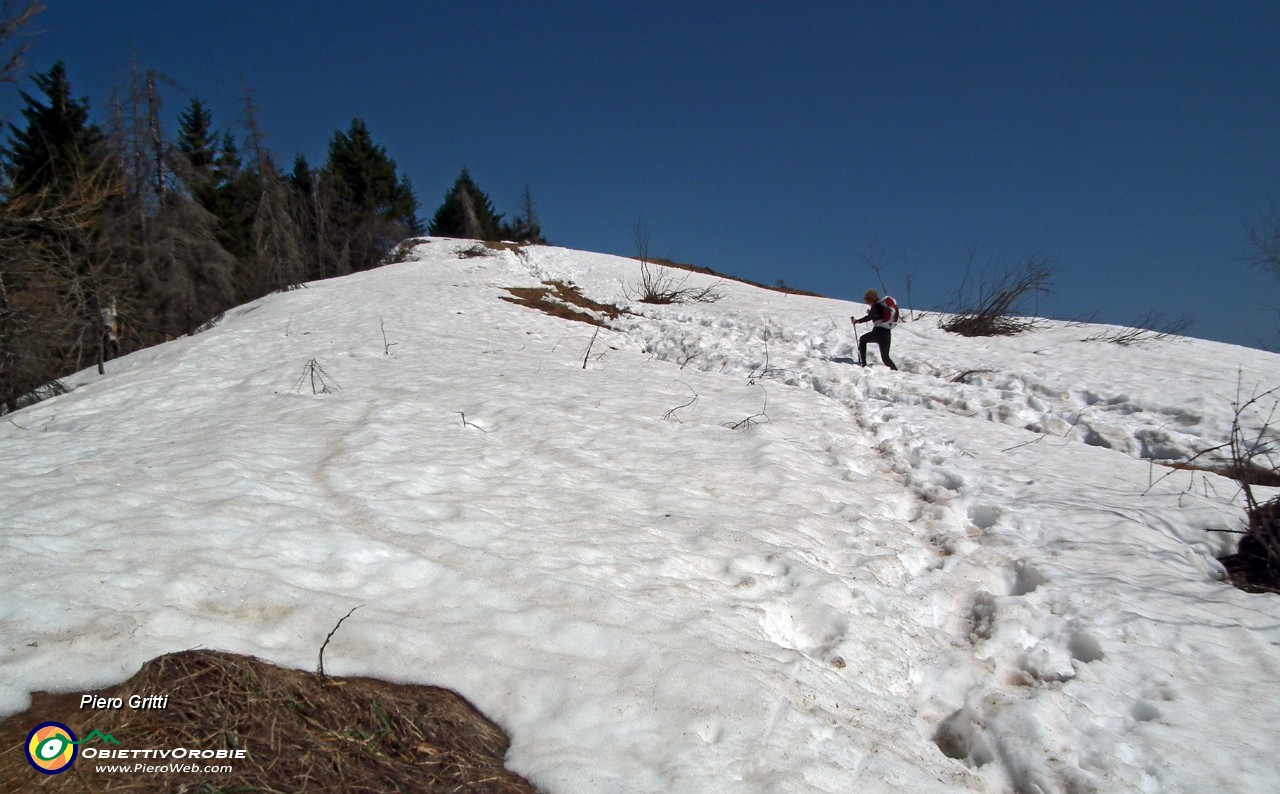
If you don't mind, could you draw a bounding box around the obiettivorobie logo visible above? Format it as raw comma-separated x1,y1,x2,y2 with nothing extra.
24,722,120,775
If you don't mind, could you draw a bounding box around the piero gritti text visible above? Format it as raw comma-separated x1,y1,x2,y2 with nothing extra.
80,694,170,710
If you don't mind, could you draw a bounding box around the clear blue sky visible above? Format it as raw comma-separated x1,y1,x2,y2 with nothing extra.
6,1,1279,349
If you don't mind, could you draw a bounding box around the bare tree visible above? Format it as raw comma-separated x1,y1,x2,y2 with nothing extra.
101,60,236,341
0,1,43,86
295,164,345,279
1246,199,1280,279
1246,199,1280,344
149,197,236,335
510,185,544,243
241,88,305,294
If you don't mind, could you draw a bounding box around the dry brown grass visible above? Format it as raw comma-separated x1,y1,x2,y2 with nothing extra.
502,281,626,328
1163,460,1280,488
0,649,540,793
459,242,530,259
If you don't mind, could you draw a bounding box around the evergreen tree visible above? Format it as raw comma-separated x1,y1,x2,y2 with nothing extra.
1,60,105,199
326,118,418,228
147,194,237,337
174,100,253,273
176,101,243,196
313,118,421,274
428,167,504,241
176,99,217,178
289,154,314,196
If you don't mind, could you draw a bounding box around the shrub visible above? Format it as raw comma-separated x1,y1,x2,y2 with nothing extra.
1082,311,1194,345
1213,384,1280,592
940,254,1055,337
628,260,723,305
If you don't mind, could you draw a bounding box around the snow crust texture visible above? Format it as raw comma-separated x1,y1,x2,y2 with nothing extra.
2,240,1278,793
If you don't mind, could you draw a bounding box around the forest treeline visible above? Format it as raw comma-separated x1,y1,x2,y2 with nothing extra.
0,58,541,413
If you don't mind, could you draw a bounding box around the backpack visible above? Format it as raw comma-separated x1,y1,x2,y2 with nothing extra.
875,296,901,329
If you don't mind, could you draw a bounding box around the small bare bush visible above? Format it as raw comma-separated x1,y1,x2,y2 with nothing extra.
1188,382,1280,592
625,220,722,305
940,254,1055,337
1083,311,1194,346
457,243,491,259
292,358,342,395
629,260,724,305
380,237,431,265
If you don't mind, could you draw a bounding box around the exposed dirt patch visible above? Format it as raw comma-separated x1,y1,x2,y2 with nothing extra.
503,280,627,327
0,649,540,792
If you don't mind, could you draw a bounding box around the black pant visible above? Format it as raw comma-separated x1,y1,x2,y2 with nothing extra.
859,326,897,369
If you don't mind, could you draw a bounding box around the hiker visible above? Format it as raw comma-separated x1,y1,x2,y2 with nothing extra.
850,289,899,370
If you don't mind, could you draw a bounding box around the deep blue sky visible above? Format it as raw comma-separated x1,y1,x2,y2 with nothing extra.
6,1,1279,349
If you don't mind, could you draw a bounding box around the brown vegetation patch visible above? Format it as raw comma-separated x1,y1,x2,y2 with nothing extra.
0,649,539,793
458,241,530,259
1164,460,1280,488
502,281,626,327
480,241,528,255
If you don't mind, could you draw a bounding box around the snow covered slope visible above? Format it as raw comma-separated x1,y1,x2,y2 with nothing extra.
2,239,1278,792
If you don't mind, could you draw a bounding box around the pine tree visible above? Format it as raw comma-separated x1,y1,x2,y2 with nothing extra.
325,119,417,226
147,195,236,336
176,99,217,181
428,167,504,241
1,60,105,199
174,99,253,272
312,118,421,274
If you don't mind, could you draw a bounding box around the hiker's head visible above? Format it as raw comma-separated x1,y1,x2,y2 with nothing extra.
864,289,880,305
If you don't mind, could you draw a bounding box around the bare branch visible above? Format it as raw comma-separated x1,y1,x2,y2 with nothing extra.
1082,311,1194,346
317,605,362,676
726,386,770,430
663,382,699,422
582,326,601,369
0,1,44,85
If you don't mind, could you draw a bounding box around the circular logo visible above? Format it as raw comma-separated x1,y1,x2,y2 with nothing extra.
25,721,78,775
